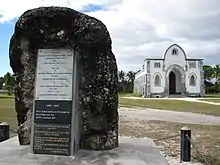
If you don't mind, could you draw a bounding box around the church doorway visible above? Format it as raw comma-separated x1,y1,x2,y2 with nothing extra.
169,69,182,94
169,71,176,94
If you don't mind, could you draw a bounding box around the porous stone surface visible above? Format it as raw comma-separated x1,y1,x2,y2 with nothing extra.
9,6,119,150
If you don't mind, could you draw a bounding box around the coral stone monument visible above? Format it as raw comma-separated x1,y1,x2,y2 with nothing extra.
9,6,119,156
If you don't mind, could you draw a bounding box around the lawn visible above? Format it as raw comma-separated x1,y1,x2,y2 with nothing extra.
119,93,220,116
119,119,220,165
205,94,220,98
200,99,220,103
0,94,17,130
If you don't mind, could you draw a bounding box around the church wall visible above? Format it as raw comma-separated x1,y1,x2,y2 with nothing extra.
185,60,201,95
134,70,147,96
148,60,165,95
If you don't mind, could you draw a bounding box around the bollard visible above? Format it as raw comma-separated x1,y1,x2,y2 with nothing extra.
0,122,9,142
180,126,191,162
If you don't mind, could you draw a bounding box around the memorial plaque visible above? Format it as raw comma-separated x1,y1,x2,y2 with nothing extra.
34,100,72,124
32,49,74,156
35,49,74,101
33,124,71,156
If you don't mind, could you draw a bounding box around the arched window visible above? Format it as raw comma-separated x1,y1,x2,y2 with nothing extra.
172,49,178,55
189,75,196,86
154,74,161,86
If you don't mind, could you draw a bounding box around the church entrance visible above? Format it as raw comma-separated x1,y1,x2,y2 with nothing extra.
169,71,176,94
169,69,182,95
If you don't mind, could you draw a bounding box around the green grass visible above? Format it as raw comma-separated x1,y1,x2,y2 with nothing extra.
119,93,220,116
120,92,220,98
0,94,14,99
0,95,17,129
205,94,220,98
200,99,220,103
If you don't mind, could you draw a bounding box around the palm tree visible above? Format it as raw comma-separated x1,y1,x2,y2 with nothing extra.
118,70,126,92
127,71,135,82
118,70,125,82
126,71,136,92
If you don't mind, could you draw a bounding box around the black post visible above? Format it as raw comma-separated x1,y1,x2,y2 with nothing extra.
180,126,191,162
0,122,10,142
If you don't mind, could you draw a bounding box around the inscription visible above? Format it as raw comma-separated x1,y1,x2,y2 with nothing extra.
34,100,72,124
35,49,74,100
33,124,71,156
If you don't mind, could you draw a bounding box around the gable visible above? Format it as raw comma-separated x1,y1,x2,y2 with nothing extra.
163,44,187,68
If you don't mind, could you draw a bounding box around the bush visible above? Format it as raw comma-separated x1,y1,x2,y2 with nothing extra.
132,92,142,97
206,84,220,94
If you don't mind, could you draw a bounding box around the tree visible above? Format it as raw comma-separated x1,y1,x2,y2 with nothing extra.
117,70,137,93
203,65,220,94
203,65,214,82
0,77,3,89
213,65,220,93
118,70,126,92
3,72,15,95
126,71,136,92
127,71,136,82
118,70,125,82
213,65,220,83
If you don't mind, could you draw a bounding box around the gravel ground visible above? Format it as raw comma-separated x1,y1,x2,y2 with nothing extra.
163,154,203,165
118,108,217,165
120,107,220,125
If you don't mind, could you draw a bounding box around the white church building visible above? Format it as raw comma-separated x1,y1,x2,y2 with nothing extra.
133,44,205,97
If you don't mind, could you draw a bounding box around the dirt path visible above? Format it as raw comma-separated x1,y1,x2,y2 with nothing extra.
119,107,220,125
123,96,220,105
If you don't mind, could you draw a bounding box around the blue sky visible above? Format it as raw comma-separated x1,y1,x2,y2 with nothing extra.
0,20,15,77
0,4,103,77
0,1,220,77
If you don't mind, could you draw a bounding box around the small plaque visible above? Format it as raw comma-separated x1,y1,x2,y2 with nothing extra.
34,100,72,124
33,124,71,156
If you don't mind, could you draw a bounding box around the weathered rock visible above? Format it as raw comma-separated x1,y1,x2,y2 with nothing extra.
9,6,119,150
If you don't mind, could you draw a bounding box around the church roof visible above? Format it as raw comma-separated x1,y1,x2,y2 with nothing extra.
144,44,203,61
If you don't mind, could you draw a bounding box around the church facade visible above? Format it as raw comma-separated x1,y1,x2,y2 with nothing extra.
133,44,205,97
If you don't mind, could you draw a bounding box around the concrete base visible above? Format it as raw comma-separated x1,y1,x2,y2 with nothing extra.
0,136,169,165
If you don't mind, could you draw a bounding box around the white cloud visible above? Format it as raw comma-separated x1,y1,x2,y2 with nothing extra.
1,0,220,72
